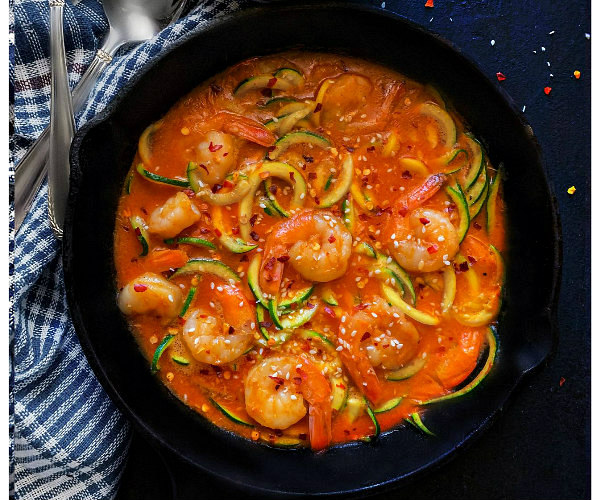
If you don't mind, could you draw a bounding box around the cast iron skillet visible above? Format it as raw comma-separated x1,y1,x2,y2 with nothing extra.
63,2,561,497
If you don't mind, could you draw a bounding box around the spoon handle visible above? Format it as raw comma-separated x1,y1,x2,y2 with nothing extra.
14,33,123,233
47,0,75,239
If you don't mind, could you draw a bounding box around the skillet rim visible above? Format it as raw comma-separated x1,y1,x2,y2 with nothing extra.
64,1,562,496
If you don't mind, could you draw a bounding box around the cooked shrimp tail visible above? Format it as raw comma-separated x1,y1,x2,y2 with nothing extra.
214,110,276,147
297,356,332,450
398,173,447,215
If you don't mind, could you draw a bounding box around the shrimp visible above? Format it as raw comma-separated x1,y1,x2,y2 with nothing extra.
338,297,420,403
321,75,401,133
118,272,183,320
244,354,332,450
192,111,275,185
148,191,202,239
386,173,459,272
260,210,352,296
194,130,237,185
182,284,255,365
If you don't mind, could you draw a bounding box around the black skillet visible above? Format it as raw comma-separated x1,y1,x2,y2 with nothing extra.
63,2,561,497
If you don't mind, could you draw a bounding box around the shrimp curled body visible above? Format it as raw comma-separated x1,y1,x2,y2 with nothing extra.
182,284,255,365
390,207,459,273
339,297,420,404
148,191,201,239
386,173,459,273
260,210,352,296
245,355,332,450
118,272,183,321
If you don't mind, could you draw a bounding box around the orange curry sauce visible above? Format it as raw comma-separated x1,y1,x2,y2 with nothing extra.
114,53,505,450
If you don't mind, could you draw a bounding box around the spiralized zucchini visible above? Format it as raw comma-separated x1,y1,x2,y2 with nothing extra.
239,162,307,240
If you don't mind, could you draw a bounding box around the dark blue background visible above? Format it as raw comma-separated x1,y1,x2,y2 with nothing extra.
116,1,591,498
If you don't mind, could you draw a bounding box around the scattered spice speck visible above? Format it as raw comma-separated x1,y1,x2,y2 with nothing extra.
424,0,434,7
585,33,591,40
490,39,495,46
496,72,506,81
559,377,566,387
574,70,581,79
522,105,526,113
544,86,552,95
567,186,576,195
381,1,385,7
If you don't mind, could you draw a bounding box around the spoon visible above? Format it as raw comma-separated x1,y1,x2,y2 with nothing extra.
47,0,75,239
14,0,188,233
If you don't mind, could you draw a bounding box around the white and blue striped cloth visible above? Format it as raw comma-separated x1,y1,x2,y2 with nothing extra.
10,0,246,497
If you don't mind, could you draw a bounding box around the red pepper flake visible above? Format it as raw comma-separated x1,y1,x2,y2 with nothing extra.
427,244,439,254
360,331,371,341
267,77,278,88
306,302,315,309
208,142,223,152
289,171,295,183
267,145,276,152
198,164,209,174
240,254,249,262
133,284,147,292
214,228,222,238
277,255,290,263
293,376,302,385
496,72,506,81
259,321,272,329
358,214,370,222
336,383,346,389
559,377,566,387
141,207,148,215
231,226,240,235
425,0,433,7
473,221,482,230
323,306,336,318
264,257,276,271
328,234,336,243
200,227,210,234
353,303,367,311
211,183,223,194
223,152,229,157
458,261,469,272
250,231,260,242
199,368,210,375
249,214,258,227
269,184,278,194
228,325,235,334
223,180,234,189
183,188,195,198
419,217,430,225
467,255,477,264
134,227,142,237
402,170,412,179
303,155,314,163
261,88,272,98
314,103,322,113
544,86,552,95
345,146,355,153
298,433,307,440
366,146,376,152
178,316,185,325
574,70,581,79
268,375,285,385
307,172,317,181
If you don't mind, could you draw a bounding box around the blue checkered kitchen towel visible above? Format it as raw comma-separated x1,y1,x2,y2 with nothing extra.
10,1,250,498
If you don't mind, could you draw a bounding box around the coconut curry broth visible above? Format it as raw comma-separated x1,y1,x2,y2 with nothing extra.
114,52,506,449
